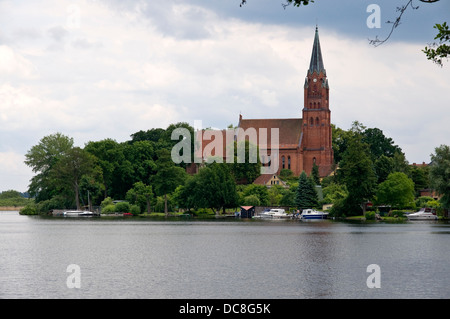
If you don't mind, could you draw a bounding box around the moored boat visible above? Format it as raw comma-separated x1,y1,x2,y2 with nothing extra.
406,208,437,220
300,209,328,220
253,208,290,219
63,210,98,217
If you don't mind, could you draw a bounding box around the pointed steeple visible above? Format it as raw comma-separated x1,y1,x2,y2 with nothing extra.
308,26,325,75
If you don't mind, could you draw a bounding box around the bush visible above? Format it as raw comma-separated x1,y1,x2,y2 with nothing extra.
115,201,130,213
100,197,114,208
365,211,376,220
243,194,260,206
102,204,117,214
19,204,37,215
130,204,141,215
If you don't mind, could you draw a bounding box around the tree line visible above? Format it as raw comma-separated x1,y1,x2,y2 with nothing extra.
20,120,449,218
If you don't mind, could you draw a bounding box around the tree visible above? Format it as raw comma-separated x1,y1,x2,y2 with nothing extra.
295,171,319,210
429,145,450,210
322,182,349,205
337,136,377,214
231,140,261,183
24,133,74,202
84,139,123,199
52,147,96,210
374,155,395,184
241,184,270,207
311,162,320,185
240,0,313,7
152,149,187,216
423,22,450,66
126,182,154,214
361,128,403,162
410,165,430,195
376,172,415,209
182,164,238,214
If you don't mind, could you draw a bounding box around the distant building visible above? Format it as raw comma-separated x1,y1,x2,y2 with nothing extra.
253,174,287,188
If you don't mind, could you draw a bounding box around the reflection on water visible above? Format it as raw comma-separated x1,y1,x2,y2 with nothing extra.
0,211,449,299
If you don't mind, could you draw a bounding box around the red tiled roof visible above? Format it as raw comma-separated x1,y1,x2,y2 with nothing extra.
238,117,303,150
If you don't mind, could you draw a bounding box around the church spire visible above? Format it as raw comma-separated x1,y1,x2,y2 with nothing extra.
308,26,325,75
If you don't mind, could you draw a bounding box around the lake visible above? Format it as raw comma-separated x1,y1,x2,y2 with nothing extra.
1,211,449,299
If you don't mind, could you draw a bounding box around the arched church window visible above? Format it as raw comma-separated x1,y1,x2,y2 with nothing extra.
315,117,320,126
288,156,291,170
318,102,321,108
310,117,314,126
313,157,316,164
313,102,316,109
282,156,285,169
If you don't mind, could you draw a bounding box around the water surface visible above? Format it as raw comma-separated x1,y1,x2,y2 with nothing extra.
1,211,449,299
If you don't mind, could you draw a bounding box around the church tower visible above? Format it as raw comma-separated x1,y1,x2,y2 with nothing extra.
302,27,333,176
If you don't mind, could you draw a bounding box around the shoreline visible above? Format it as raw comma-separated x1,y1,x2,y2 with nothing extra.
0,206,23,211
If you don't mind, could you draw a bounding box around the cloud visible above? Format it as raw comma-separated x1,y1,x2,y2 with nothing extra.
0,0,449,192
0,45,37,79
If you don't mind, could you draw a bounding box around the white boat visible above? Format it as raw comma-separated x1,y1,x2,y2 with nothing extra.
300,209,328,220
407,208,438,220
254,209,290,219
63,210,97,217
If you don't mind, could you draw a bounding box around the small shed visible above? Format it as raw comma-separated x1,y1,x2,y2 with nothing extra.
240,206,255,218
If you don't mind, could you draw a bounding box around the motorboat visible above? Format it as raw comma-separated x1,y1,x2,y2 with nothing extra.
254,208,290,219
63,210,98,217
406,208,438,220
300,209,328,220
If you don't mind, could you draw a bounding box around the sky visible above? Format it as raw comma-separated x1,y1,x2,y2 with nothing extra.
0,0,449,193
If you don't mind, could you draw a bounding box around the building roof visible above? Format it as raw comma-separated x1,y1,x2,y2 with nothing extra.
253,174,287,187
238,117,303,150
309,26,325,75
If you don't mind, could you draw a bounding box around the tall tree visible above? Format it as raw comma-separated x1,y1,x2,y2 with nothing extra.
152,149,187,216
337,136,377,214
193,164,239,215
52,147,95,210
376,172,415,209
295,171,319,210
24,133,74,202
429,144,450,210
84,138,123,199
126,181,154,214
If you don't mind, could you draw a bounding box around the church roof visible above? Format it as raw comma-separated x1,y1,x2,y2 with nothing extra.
308,26,325,75
238,117,303,149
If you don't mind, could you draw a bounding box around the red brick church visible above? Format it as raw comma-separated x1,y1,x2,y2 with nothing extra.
194,27,334,177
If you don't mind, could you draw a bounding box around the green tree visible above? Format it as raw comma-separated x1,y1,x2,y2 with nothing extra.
52,147,96,210
268,185,286,206
231,140,261,183
295,171,319,210
376,172,415,209
126,182,154,214
374,155,395,184
241,184,270,206
24,133,74,202
423,22,450,67
410,165,430,195
84,139,124,199
183,164,238,215
152,149,187,216
322,182,348,205
311,162,320,185
337,136,377,214
361,128,403,162
429,145,450,210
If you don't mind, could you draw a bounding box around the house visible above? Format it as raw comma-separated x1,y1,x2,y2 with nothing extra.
253,174,287,188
